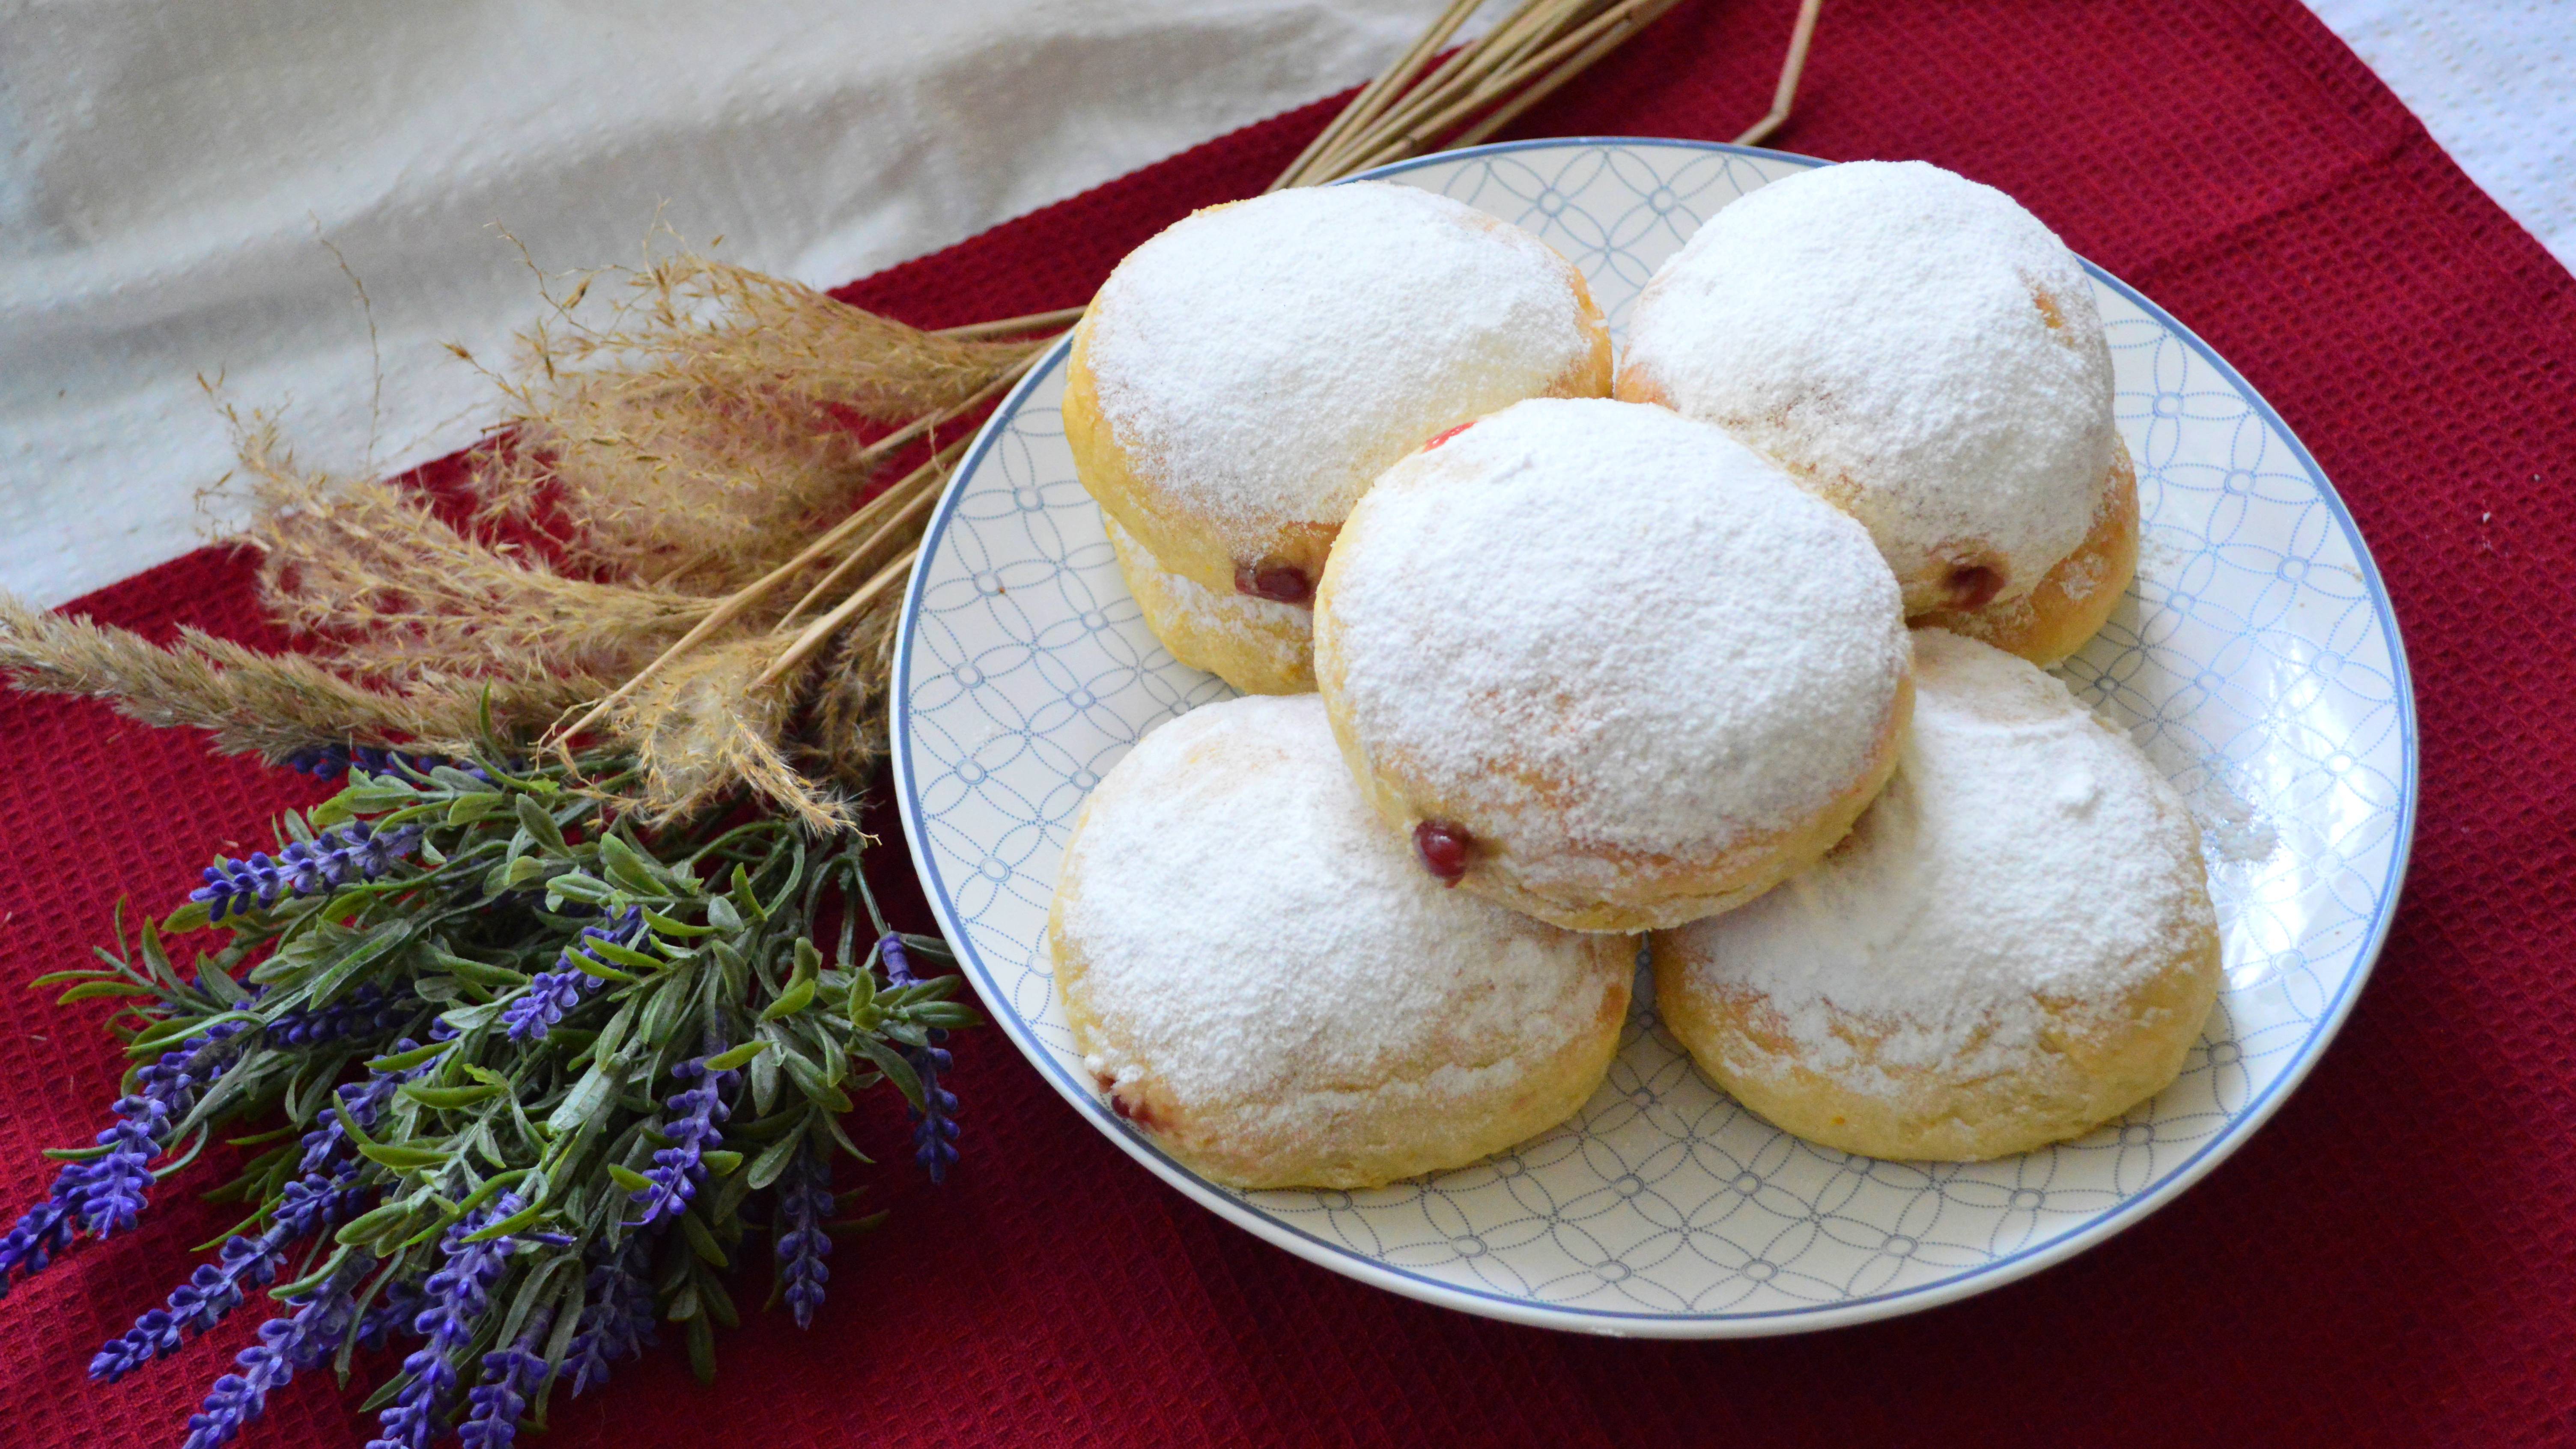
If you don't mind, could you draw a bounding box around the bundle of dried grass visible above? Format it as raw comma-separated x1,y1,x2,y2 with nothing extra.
0,0,1821,834
476,254,1033,588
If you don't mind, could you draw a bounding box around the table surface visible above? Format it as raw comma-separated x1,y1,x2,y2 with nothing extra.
3,1,2574,1445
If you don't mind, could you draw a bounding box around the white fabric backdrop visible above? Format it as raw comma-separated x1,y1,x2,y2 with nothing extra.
1,0,2564,606
0,0,1464,605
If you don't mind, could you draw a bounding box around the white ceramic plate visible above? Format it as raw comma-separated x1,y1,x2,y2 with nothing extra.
890,140,2417,1337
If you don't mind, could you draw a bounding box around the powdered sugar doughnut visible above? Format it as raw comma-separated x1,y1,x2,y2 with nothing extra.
1312,398,1913,934
1616,161,2134,665
1065,181,1610,614
1651,629,2221,1161
1049,694,1631,1190
1104,514,1312,695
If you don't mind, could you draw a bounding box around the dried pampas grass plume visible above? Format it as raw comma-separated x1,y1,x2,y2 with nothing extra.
617,634,847,832
234,415,716,686
0,596,576,762
477,253,1036,589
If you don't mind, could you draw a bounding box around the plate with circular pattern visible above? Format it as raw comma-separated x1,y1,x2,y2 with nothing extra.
889,139,2417,1337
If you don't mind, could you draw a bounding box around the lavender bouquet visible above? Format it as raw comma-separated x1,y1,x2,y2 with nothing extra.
0,748,971,1448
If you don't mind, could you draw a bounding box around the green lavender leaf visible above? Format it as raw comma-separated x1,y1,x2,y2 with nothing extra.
447,791,509,825
514,795,569,855
703,1040,767,1072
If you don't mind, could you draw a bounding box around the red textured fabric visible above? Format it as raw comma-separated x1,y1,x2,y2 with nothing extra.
5,0,2573,1443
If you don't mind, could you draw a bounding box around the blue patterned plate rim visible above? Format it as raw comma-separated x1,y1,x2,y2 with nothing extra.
889,138,2419,1337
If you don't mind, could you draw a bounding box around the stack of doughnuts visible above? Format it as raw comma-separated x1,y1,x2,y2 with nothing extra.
1049,161,2218,1190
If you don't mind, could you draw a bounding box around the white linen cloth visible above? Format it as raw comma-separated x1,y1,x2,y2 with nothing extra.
0,0,2563,606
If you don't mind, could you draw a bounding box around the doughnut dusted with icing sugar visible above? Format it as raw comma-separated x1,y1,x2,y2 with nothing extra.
1652,629,2222,1161
1312,397,1914,934
1049,694,1632,1190
1616,160,2135,666
1065,181,1611,612
1104,514,1312,695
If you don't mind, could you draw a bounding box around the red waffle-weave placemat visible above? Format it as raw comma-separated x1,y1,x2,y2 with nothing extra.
5,0,2572,1443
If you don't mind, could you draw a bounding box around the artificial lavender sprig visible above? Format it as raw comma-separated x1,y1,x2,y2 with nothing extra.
626,1057,737,1227
298,1044,422,1177
268,985,415,1049
90,1169,367,1382
367,1195,523,1449
773,1143,833,1330
178,1253,370,1449
281,745,473,782
562,1237,657,1396
1,1018,255,1299
191,821,423,923
880,935,961,1185
501,907,645,1044
456,1306,555,1449
356,1277,426,1354
92,1229,288,1381
909,1036,961,1186
0,1195,78,1300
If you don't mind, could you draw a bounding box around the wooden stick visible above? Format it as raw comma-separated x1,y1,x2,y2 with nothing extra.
549,435,969,744
1335,0,1661,176
1732,0,1823,147
934,305,1088,339
1449,0,1684,152
1293,0,1574,185
752,547,919,689
856,345,1044,467
768,450,956,632
1270,0,1488,193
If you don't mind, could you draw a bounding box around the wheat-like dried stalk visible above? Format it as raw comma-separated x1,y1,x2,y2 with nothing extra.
806,602,902,791
474,254,1035,587
234,417,716,684
0,596,593,762
616,634,846,831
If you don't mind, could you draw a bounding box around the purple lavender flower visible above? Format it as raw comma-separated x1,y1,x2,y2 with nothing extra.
298,1049,420,1178
356,1277,426,1354
269,985,414,1048
562,1237,657,1395
367,1195,523,1449
92,1230,286,1381
879,935,961,1185
456,1306,555,1449
78,1110,163,1237
178,1253,369,1449
626,1056,737,1227
283,745,467,781
2,1019,253,1294
0,1195,78,1299
501,907,646,1045
191,821,424,923
773,1144,833,1330
880,933,914,987
909,1035,961,1186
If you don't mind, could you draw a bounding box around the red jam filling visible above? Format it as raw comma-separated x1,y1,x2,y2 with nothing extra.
1413,820,1472,885
1102,1081,1157,1129
1234,561,1315,606
1421,420,1476,451
1944,564,2004,611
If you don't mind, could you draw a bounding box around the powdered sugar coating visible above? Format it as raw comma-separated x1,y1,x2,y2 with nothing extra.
1053,694,1620,1113
1665,629,2215,1087
1620,160,2117,610
1081,182,1597,558
1315,398,1910,897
